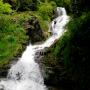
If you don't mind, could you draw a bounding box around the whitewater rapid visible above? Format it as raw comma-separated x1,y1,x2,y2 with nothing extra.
0,7,69,90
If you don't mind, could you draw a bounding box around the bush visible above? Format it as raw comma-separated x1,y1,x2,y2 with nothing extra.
0,0,12,14
53,12,90,89
50,0,72,12
0,15,27,66
38,2,56,20
15,0,38,11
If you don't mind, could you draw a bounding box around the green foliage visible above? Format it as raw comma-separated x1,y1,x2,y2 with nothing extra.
0,15,27,66
0,10,50,66
16,0,38,11
3,0,39,11
49,0,72,12
38,2,56,20
34,12,49,31
54,31,70,67
0,0,12,14
43,12,90,89
16,0,32,10
53,12,90,89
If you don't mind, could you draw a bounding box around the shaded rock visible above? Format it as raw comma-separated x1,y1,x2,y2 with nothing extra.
24,17,46,44
0,67,9,78
39,46,76,90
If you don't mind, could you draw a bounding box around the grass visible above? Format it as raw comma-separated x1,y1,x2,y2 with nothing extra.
0,15,28,66
0,9,51,66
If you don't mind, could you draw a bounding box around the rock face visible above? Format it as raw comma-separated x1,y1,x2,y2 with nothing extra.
41,47,75,90
0,67,9,78
24,17,45,44
0,84,4,90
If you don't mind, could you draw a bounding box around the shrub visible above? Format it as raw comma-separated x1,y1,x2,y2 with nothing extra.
0,0,12,14
38,2,56,20
15,0,38,11
0,15,27,66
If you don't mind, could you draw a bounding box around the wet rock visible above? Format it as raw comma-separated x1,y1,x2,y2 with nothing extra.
0,85,4,90
0,66,9,78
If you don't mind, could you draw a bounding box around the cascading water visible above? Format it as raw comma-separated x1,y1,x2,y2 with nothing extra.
0,7,69,90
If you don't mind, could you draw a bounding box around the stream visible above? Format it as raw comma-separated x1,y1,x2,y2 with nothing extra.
0,7,69,90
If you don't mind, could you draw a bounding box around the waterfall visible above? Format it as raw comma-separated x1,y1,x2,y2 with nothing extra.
0,7,69,90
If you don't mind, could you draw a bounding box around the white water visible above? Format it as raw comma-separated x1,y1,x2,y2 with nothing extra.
0,7,69,90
